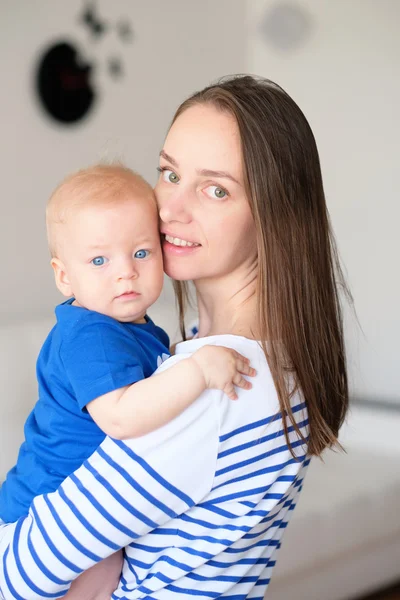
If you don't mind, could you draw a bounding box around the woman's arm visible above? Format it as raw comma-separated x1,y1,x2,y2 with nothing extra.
0,356,220,600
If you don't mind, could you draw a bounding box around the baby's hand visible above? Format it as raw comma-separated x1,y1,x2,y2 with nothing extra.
191,345,256,400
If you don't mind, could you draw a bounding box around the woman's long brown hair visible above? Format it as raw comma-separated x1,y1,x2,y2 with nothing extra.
171,75,351,457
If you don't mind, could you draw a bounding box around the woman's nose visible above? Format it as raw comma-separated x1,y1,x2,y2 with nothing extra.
157,189,192,225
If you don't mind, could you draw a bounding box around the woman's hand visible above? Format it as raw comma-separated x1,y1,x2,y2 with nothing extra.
191,345,256,400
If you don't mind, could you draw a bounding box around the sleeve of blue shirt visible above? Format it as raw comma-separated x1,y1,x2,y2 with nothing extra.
59,312,145,411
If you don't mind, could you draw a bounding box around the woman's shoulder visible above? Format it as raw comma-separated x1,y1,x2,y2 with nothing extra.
175,333,307,427
175,334,271,375
175,334,265,355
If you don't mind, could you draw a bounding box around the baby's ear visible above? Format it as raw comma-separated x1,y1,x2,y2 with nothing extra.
50,258,73,297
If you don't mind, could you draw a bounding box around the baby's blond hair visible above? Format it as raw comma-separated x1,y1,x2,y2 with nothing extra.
46,164,154,258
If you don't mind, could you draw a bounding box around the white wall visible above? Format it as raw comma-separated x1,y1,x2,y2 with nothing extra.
0,0,246,337
1,0,398,403
247,0,400,403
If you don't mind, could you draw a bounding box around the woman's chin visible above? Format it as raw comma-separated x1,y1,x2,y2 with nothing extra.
163,261,194,281
162,257,200,281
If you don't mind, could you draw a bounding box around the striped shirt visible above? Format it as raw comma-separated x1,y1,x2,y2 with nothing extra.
0,334,310,599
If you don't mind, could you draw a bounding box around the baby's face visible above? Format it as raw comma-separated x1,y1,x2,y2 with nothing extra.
58,195,164,322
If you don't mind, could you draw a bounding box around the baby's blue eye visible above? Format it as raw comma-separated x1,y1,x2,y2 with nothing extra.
134,249,150,259
91,256,107,266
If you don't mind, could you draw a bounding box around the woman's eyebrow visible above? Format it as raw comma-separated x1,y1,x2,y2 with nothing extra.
160,150,240,185
159,150,178,167
197,168,240,185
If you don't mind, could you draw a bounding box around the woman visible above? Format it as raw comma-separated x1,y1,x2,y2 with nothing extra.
0,75,349,599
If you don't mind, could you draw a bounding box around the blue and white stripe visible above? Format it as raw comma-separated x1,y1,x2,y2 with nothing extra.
0,336,309,599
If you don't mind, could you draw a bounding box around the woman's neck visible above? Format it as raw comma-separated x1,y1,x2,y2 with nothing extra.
194,268,258,339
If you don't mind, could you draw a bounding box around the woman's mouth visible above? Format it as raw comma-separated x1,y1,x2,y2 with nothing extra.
164,234,200,248
163,234,202,256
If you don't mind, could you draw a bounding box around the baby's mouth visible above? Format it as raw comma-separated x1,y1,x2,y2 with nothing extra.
116,291,140,299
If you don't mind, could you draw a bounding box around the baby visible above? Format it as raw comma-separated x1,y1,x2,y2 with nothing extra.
0,164,255,597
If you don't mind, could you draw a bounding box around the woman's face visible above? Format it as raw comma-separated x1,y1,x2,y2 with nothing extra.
155,103,257,283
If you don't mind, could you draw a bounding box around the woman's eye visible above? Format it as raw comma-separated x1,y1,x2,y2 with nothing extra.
91,256,108,266
134,249,150,259
160,168,180,184
205,185,228,200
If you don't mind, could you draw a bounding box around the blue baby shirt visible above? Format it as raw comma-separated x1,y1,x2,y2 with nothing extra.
0,299,170,523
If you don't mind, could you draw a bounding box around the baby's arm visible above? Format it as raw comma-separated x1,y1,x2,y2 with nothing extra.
87,346,256,440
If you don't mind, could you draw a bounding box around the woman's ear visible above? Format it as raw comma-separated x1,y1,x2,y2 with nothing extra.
50,258,73,297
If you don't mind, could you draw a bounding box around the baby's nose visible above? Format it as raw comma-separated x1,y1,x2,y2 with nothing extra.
118,260,138,280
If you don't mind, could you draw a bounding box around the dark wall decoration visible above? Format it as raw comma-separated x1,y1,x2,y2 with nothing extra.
35,2,133,125
36,42,94,124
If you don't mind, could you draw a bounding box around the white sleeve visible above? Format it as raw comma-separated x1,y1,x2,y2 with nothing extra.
0,358,219,600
